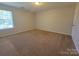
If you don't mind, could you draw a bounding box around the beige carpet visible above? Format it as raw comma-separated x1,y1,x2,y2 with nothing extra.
0,29,78,56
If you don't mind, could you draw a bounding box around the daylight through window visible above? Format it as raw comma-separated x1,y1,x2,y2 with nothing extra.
0,10,13,30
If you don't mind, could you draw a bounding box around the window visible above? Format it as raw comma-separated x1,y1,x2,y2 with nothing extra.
0,10,13,30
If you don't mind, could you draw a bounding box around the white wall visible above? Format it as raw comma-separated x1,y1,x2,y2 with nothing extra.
0,4,75,37
36,5,75,35
0,5,35,37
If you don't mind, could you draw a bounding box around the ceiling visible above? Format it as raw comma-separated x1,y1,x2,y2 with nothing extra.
0,2,75,12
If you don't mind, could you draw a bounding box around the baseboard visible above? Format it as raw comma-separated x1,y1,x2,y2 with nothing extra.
35,29,72,37
0,29,35,38
0,28,72,38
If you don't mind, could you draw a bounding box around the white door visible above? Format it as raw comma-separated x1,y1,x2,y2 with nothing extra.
72,26,79,53
72,3,79,53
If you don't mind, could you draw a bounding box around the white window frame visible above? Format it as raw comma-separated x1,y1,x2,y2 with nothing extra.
0,10,14,30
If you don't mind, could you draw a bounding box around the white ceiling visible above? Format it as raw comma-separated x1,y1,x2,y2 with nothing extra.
0,2,75,12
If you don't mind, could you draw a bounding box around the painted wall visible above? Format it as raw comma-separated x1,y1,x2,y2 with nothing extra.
0,4,75,37
0,4,35,37
35,5,75,35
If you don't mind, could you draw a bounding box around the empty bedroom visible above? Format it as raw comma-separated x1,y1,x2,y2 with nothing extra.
0,2,79,56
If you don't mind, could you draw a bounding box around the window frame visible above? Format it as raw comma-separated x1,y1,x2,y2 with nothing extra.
0,9,14,30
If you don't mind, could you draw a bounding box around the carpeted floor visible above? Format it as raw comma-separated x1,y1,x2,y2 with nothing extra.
0,29,78,56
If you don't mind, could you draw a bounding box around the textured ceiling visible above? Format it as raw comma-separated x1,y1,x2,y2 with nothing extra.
0,2,75,12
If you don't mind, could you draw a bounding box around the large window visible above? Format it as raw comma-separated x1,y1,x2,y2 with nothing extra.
0,10,13,30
